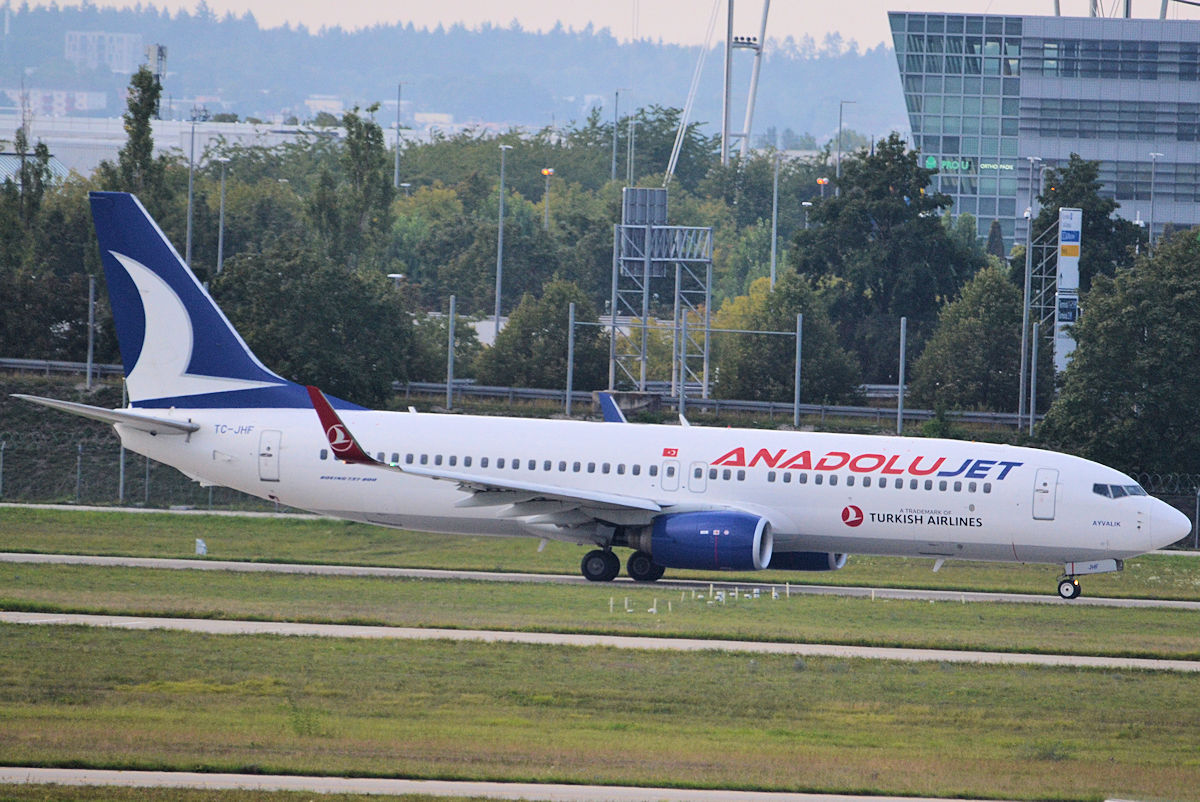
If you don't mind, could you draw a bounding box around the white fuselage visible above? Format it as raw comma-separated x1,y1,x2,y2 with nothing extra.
116,407,1177,566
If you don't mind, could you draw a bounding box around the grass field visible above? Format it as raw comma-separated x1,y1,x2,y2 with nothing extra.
2,506,1199,600
0,789,462,802
3,562,1200,660
3,623,1199,801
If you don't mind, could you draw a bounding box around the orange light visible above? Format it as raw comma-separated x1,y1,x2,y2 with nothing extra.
541,168,555,176
816,177,829,185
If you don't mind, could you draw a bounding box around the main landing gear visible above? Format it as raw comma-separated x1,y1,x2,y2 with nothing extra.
1057,575,1082,600
580,549,665,583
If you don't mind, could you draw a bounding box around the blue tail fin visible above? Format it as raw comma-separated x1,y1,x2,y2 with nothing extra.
90,191,317,409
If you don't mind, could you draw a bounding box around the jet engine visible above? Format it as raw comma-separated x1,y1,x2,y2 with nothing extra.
767,551,848,571
625,511,773,571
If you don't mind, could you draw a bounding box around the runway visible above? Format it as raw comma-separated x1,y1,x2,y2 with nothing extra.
4,551,1199,610
0,767,1015,802
4,610,1198,672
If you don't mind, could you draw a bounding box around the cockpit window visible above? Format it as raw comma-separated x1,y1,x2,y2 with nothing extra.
1093,483,1147,498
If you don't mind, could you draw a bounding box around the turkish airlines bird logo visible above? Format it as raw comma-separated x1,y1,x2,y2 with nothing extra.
326,424,353,453
841,505,864,527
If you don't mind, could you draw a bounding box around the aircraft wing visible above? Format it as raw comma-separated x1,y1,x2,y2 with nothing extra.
306,386,662,528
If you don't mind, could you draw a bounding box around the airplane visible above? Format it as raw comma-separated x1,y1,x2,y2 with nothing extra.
14,191,1192,599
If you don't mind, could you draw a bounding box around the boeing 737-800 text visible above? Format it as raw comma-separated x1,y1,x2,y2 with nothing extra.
15,192,1191,598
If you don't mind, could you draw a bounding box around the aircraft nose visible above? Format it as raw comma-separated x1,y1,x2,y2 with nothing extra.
1152,501,1192,550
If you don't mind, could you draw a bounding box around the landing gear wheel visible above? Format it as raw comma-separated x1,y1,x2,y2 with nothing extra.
1057,577,1081,600
581,549,620,582
626,550,666,583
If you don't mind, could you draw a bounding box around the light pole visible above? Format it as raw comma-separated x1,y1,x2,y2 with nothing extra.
541,167,555,231
770,152,781,288
1018,155,1041,431
399,182,411,197
611,89,622,182
835,99,856,197
216,156,229,274
185,104,208,267
494,144,512,330
802,200,813,229
1149,151,1163,246
393,82,405,189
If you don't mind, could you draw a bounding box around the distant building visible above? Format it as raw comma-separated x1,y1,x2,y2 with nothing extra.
889,10,1200,247
64,31,143,73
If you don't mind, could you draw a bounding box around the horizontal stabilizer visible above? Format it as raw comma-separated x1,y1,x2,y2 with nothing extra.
13,394,200,435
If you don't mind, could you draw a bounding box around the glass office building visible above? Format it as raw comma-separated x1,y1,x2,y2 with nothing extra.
889,11,1200,247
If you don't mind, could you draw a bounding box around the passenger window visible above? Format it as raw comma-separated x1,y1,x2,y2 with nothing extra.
799,473,808,484
649,465,658,477
319,449,328,460
767,471,777,483
528,459,536,470
847,476,855,487
480,457,489,468
602,463,611,474
632,465,641,476
573,461,581,472
464,456,472,467
709,468,717,479
863,476,871,487
617,464,625,475
983,482,992,493
737,470,745,481
909,479,918,490
420,454,429,465
543,460,551,471
449,456,457,466
925,480,933,490
815,474,823,485
405,453,414,464
390,452,399,464
588,462,596,473
435,454,443,466
497,458,505,469
722,469,731,480
938,480,946,491
665,465,674,477
894,478,903,489
694,466,703,479
783,472,792,483
953,481,962,492
513,459,520,470
829,475,838,486
968,481,976,493
559,461,567,471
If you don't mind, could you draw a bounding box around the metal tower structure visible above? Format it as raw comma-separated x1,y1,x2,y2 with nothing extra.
720,0,771,165
609,188,713,396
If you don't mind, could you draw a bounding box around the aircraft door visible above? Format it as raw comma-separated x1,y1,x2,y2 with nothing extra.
661,460,680,491
688,461,708,493
258,429,282,482
1032,467,1058,520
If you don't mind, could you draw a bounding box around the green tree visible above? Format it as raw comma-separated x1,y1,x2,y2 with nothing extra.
909,263,1050,412
712,274,860,404
789,133,985,382
98,66,170,205
212,243,415,406
408,310,483,383
1039,229,1200,474
474,279,607,390
1033,154,1143,291
986,219,1006,258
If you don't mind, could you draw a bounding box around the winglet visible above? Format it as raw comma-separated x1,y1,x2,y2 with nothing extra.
306,385,376,464
596,392,628,423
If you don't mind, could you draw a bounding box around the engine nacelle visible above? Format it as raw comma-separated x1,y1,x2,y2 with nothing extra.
634,511,773,571
768,551,849,571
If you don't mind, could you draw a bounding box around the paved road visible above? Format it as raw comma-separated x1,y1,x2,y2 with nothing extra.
5,610,1198,672
0,767,1015,802
4,551,1199,610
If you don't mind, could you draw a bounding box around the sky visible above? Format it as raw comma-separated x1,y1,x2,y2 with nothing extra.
26,0,1200,48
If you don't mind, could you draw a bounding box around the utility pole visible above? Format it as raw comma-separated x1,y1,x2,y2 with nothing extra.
494,144,512,330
